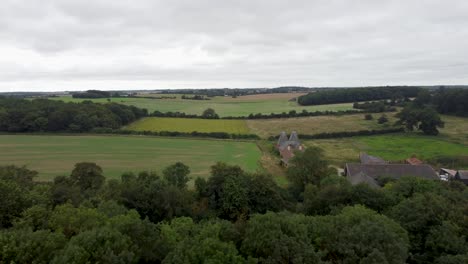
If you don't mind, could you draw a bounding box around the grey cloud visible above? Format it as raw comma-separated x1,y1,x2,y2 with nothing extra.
0,0,468,91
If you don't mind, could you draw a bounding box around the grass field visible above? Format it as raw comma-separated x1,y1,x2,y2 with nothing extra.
305,133,468,167
247,113,398,138
124,117,250,134
49,95,355,117
0,135,261,181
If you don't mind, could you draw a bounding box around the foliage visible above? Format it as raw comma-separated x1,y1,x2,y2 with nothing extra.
202,108,220,119
163,162,191,189
377,114,389,124
0,162,466,263
0,98,147,132
287,147,337,192
396,105,444,135
298,86,421,105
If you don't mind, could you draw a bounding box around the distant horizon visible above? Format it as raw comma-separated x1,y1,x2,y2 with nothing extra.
2,84,468,94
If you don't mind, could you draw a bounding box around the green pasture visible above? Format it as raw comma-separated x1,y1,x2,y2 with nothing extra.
305,134,468,166
49,96,354,117
0,135,262,181
124,117,250,134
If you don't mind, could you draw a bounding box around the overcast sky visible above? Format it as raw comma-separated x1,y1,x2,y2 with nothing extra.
1,0,468,92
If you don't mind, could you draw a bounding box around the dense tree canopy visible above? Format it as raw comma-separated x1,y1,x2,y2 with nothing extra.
0,161,466,263
0,98,147,132
298,86,421,105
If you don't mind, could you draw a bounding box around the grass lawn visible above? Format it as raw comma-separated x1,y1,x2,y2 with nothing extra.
0,135,262,182
247,113,398,138
49,95,355,117
124,117,250,134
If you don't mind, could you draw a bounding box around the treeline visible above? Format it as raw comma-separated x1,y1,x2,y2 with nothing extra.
0,153,467,263
432,88,468,117
158,87,314,97
0,98,147,132
352,100,403,112
92,128,260,140
72,90,121,98
267,128,404,141
181,95,210,100
298,86,421,105
152,108,396,120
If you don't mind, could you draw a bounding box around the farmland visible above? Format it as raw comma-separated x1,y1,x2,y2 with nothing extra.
247,113,398,138
49,94,355,117
124,117,250,134
0,135,261,181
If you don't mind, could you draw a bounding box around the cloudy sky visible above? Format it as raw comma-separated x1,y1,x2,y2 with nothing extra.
1,0,468,91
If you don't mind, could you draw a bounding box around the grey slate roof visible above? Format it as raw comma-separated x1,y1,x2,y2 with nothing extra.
277,131,288,147
289,131,299,142
345,163,439,187
359,153,387,164
456,170,468,179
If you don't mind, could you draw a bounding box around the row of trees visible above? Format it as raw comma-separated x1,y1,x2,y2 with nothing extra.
1,148,467,263
298,86,421,105
427,88,468,117
0,98,148,132
71,90,116,99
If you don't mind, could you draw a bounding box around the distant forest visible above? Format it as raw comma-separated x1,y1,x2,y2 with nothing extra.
0,99,147,132
432,88,468,117
298,86,422,105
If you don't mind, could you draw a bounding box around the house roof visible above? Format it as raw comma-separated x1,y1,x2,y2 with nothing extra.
347,172,380,188
359,153,387,164
280,148,295,164
440,168,457,177
289,131,299,142
277,131,288,147
456,170,468,180
345,163,439,186
406,157,423,165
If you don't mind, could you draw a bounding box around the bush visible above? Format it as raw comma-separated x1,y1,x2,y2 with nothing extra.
378,115,389,124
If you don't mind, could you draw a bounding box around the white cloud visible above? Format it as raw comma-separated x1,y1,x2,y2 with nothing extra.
0,0,468,91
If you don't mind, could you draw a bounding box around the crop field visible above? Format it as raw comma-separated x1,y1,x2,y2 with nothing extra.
247,113,398,138
49,95,355,117
124,117,250,134
0,135,261,181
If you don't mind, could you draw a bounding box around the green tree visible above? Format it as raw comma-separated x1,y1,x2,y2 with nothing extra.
287,147,337,192
51,227,138,264
70,162,105,192
0,229,66,264
163,162,191,189
396,106,444,135
202,108,219,119
377,114,389,124
49,204,107,238
315,205,409,264
241,212,319,263
0,180,30,228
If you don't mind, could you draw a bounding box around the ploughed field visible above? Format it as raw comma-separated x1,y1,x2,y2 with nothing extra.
124,117,251,134
50,94,355,117
0,135,262,181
